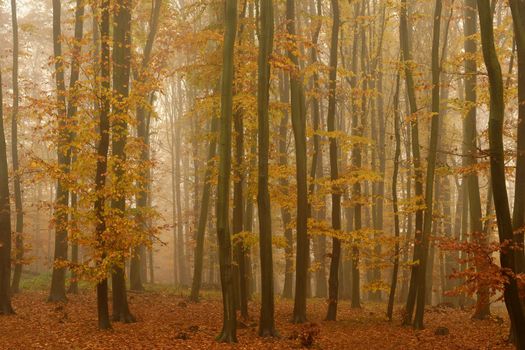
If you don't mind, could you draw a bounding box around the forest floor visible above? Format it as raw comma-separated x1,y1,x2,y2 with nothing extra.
0,287,514,350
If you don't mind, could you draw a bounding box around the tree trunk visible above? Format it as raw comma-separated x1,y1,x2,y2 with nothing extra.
400,0,424,325
10,0,23,294
233,92,248,320
94,0,111,329
111,0,135,323
326,0,342,321
387,74,401,321
309,0,327,299
286,0,309,324
463,0,491,319
0,68,14,315
66,0,85,296
278,72,294,300
257,0,277,337
477,0,525,347
190,117,218,301
131,0,162,292
49,0,70,303
215,0,238,342
413,0,442,330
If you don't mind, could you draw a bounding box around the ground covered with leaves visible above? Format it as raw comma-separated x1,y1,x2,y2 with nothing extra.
0,290,514,349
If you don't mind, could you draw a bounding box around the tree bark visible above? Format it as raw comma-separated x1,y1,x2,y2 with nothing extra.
413,0,442,330
190,117,218,301
464,0,491,320
216,0,238,342
277,72,294,300
0,68,14,315
131,0,162,292
94,0,111,329
286,0,309,324
10,0,23,294
326,0,342,321
111,0,135,323
49,0,70,303
387,74,401,321
400,0,424,325
257,0,277,337
477,0,525,347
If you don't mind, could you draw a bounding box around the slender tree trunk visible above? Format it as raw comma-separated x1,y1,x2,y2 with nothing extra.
0,69,14,315
10,0,23,294
131,0,162,292
401,0,424,324
233,93,248,320
463,0,491,319
413,0,442,330
509,1,525,342
477,0,525,347
387,74,401,321
257,0,277,337
309,0,327,299
286,0,309,324
66,0,85,296
510,0,525,272
49,0,70,303
111,0,135,323
326,0,342,321
94,0,111,329
215,0,238,342
278,72,294,300
190,118,218,301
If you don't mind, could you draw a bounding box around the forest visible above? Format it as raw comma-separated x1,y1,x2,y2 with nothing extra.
0,0,524,348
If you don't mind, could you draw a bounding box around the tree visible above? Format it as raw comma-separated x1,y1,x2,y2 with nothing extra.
49,0,70,303
10,0,24,294
387,73,401,321
286,0,309,324
0,69,14,315
215,0,238,342
400,0,424,324
413,0,442,329
326,0,341,321
190,116,218,302
93,0,111,330
308,0,327,299
477,0,525,347
67,0,85,296
257,0,277,337
463,0,490,320
111,0,135,323
130,0,162,292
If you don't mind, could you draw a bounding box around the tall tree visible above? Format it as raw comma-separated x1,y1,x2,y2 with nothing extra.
464,0,490,320
401,0,424,324
130,0,162,292
49,0,70,303
93,0,111,330
413,0,442,329
308,0,327,299
326,0,341,321
215,0,238,342
0,69,14,315
286,0,309,324
509,0,525,342
67,0,86,296
10,0,23,294
190,117,218,301
278,72,294,300
387,73,401,321
477,0,525,347
111,0,135,323
257,0,277,337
